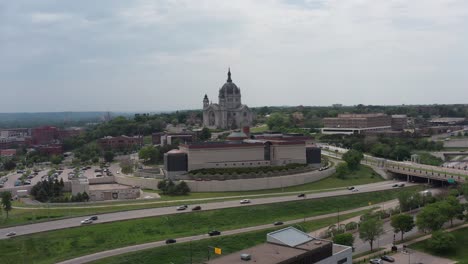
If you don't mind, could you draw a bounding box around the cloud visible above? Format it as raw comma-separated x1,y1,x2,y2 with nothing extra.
1,0,468,112
30,12,72,23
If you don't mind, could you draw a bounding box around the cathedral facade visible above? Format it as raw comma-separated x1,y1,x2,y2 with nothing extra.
203,69,253,130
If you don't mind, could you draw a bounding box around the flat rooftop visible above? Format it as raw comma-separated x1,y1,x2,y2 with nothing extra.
206,240,331,264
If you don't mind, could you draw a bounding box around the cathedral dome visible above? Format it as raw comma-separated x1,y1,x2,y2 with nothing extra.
219,68,240,97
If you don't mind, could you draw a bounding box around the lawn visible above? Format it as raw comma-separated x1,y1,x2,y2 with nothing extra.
411,227,468,264
0,188,418,264
90,210,365,264
1,165,383,228
250,124,269,133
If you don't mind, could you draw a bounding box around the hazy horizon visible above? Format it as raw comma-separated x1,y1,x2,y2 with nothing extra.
2,1,468,112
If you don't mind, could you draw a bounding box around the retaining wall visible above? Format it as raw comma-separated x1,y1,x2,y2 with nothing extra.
114,175,161,190
185,168,335,192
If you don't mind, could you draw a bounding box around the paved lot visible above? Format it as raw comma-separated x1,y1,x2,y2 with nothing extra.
0,163,122,189
391,250,455,264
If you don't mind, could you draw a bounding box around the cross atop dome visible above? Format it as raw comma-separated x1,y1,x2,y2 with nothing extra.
227,67,232,83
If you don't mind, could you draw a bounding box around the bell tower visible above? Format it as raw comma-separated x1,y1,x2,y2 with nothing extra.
203,94,209,108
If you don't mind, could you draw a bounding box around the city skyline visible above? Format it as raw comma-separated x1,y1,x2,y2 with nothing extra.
2,0,468,113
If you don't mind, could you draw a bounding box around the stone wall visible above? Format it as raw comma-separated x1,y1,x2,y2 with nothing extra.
185,168,335,192
114,175,161,189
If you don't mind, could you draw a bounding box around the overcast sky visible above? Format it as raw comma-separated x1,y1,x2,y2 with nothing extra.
1,0,468,113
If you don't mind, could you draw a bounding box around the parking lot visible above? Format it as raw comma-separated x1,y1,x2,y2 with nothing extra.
390,249,455,264
0,163,122,189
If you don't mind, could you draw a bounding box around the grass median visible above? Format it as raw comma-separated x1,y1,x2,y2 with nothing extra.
0,186,418,264
90,210,366,264
1,165,382,228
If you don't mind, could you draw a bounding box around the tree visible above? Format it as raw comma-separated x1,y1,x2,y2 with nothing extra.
398,191,421,212
439,196,464,227
416,202,449,232
103,151,115,163
3,160,16,171
266,112,292,130
82,192,90,202
427,231,456,253
391,214,415,241
333,233,355,247
199,127,212,141
138,146,159,164
342,149,363,170
335,163,349,179
0,191,12,218
359,217,384,251
50,155,63,165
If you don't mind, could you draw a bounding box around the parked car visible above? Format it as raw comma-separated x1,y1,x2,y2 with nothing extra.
347,186,355,190
192,206,202,211
5,231,16,237
165,239,177,244
273,221,284,226
89,216,98,221
380,255,395,262
81,219,93,225
297,193,306,198
240,199,251,204
369,259,382,264
208,230,221,236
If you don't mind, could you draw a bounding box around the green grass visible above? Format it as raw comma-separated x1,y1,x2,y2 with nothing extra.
411,227,468,264
250,124,269,133
412,151,444,166
2,165,383,228
92,211,366,264
0,188,419,264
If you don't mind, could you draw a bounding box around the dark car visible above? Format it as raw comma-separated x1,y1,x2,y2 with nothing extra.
381,255,395,262
392,184,399,187
297,193,305,198
165,239,177,244
399,183,405,187
192,206,202,211
347,186,355,190
273,221,284,226
89,216,98,221
208,230,221,236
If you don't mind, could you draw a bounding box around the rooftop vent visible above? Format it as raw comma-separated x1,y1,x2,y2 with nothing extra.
240,253,251,261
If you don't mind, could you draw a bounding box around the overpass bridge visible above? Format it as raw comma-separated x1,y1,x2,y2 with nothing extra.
319,144,468,184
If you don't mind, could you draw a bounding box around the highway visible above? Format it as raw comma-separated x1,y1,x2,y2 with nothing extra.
0,181,413,239
56,200,394,264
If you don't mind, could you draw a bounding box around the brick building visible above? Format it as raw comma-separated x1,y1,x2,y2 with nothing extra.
98,135,143,150
322,113,392,135
31,126,59,145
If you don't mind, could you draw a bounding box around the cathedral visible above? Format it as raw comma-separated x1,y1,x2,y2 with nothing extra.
203,69,253,130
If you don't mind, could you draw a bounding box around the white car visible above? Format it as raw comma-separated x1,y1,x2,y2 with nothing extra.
6,231,16,237
81,219,93,225
176,205,188,211
352,189,359,192
240,199,251,204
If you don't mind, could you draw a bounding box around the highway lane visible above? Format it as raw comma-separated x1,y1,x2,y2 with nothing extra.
0,181,414,239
